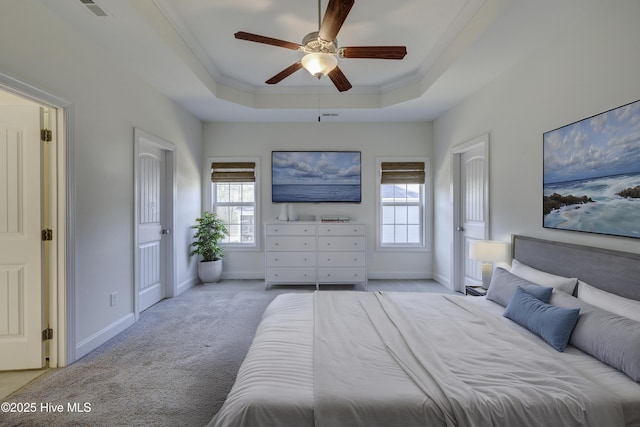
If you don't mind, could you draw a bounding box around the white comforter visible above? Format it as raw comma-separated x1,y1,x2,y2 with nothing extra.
209,292,630,427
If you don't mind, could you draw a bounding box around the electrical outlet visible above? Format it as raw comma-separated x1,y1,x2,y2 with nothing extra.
110,292,118,307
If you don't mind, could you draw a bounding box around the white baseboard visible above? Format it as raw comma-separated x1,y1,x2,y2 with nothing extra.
177,277,199,295
367,271,432,280
75,313,135,360
432,272,453,290
221,271,264,280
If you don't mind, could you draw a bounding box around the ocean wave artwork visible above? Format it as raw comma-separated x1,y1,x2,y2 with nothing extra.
543,99,640,238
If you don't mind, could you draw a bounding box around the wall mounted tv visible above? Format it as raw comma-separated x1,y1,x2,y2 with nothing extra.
272,151,361,203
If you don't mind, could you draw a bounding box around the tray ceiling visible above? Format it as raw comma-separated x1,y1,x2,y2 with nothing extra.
40,0,596,122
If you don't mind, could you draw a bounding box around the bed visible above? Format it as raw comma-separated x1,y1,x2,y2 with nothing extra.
208,235,640,427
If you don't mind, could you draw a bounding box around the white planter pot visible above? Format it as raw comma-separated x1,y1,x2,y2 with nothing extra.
198,259,223,284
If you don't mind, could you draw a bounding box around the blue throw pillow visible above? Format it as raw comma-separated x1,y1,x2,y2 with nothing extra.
504,286,580,352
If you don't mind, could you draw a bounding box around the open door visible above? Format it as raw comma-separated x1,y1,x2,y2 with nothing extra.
134,129,176,317
452,134,489,293
136,141,167,312
0,103,46,370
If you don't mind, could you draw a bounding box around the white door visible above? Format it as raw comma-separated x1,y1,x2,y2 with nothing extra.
0,104,46,370
452,135,489,292
461,146,488,286
136,142,166,312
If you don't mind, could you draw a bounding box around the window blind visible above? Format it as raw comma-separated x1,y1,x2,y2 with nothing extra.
380,161,425,184
211,162,256,183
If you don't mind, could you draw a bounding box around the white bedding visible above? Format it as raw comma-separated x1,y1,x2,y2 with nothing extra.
209,292,640,427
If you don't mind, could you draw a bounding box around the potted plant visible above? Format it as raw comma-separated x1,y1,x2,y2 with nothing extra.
191,211,229,284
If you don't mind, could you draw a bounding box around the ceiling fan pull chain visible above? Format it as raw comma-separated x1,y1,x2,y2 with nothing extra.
317,81,321,122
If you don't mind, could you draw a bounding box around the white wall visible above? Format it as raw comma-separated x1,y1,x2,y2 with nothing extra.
204,122,433,280
0,1,202,360
433,1,640,287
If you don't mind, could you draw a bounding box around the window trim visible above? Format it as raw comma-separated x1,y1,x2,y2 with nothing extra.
376,157,431,252
205,156,260,251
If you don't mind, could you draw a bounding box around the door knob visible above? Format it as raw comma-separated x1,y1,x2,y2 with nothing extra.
161,229,171,235
456,227,464,232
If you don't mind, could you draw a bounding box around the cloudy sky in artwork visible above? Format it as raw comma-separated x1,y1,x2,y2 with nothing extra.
272,151,361,185
544,100,640,184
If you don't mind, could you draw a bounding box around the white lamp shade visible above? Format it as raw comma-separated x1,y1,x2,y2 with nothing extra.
301,52,338,77
469,240,508,262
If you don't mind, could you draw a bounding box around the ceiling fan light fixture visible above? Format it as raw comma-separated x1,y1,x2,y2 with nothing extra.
301,52,338,78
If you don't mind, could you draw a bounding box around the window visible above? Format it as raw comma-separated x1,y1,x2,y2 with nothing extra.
211,160,259,248
378,159,428,249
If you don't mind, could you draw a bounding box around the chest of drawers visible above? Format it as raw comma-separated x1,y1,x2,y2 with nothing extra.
264,221,367,289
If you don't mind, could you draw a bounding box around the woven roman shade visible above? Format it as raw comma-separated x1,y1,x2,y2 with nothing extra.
380,162,425,184
211,162,256,183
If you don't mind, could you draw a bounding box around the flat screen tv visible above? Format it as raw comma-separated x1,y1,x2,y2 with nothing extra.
272,151,361,203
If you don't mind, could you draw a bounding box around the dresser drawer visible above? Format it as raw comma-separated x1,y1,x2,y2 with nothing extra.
318,236,366,252
318,224,365,236
266,267,316,283
318,267,366,283
266,236,315,251
265,224,316,236
266,252,315,267
318,253,365,267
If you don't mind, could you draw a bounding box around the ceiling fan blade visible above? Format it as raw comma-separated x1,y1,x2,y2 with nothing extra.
265,62,304,85
318,0,355,42
234,31,301,50
341,46,407,60
327,66,352,92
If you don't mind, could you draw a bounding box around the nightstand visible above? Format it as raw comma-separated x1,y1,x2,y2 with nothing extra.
465,285,487,296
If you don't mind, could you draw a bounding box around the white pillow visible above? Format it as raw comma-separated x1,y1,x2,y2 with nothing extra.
510,259,577,294
577,280,640,323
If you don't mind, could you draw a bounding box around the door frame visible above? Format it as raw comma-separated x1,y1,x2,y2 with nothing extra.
133,128,176,320
0,72,74,367
451,133,489,293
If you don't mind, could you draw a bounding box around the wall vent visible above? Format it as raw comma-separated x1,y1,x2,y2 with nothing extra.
79,0,108,17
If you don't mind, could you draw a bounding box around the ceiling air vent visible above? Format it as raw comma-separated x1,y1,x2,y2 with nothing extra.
79,0,108,17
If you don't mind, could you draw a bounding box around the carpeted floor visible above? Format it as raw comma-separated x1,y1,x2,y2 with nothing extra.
2,280,451,427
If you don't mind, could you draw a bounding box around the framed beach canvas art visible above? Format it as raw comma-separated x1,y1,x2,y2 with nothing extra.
543,99,640,238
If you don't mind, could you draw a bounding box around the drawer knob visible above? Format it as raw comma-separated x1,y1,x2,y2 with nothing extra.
354,242,358,246
275,243,279,246
304,228,308,232
304,258,307,262
275,258,279,262
274,273,279,277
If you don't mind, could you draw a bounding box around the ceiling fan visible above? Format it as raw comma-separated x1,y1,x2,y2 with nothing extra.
234,0,407,92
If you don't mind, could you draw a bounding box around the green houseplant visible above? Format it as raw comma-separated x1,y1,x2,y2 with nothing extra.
191,211,229,283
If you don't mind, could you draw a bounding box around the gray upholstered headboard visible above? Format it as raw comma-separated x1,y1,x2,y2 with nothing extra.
512,235,640,302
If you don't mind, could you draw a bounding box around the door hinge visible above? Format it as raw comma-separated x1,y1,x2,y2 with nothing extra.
41,229,53,241
41,129,52,142
42,327,53,341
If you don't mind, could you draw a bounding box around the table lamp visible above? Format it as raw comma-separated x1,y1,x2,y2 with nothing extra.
469,240,508,289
